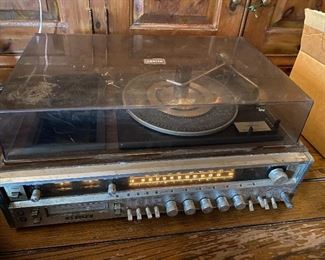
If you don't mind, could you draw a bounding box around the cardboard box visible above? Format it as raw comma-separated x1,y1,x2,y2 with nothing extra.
290,9,325,157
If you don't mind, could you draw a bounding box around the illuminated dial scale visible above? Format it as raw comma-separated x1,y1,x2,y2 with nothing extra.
129,169,235,188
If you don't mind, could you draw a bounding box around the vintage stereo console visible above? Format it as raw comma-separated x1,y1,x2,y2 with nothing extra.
0,34,313,228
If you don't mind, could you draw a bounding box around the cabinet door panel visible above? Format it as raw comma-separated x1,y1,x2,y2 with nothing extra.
244,0,325,66
129,0,246,36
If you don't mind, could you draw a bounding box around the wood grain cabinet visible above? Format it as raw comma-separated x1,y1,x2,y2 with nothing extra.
244,0,325,68
1,0,325,83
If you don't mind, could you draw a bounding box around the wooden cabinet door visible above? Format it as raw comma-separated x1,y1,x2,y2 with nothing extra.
104,0,248,36
243,0,325,67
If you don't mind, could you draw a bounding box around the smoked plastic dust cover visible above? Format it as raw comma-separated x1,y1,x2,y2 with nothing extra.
0,34,313,162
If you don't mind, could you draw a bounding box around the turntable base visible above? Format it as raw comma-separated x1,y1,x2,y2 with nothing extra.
117,105,282,149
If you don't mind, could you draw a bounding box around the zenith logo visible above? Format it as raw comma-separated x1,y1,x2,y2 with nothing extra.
143,58,166,65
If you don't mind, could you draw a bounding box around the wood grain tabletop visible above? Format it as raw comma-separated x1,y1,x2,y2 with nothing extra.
0,139,324,259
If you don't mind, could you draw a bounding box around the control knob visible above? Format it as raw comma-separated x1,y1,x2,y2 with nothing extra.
232,195,246,210
268,168,288,185
165,200,178,217
216,196,230,212
183,199,196,215
200,198,213,214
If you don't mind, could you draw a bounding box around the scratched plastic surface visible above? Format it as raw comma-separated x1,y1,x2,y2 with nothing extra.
0,34,313,162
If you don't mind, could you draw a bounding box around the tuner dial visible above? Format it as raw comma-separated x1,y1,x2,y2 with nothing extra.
232,195,246,210
165,200,178,217
200,198,213,214
31,189,41,202
108,183,117,194
216,196,230,212
268,168,288,185
183,199,196,215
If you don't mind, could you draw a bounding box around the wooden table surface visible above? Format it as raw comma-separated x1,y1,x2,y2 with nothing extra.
0,140,324,259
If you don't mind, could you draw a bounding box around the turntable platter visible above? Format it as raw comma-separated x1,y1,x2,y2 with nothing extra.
123,71,238,136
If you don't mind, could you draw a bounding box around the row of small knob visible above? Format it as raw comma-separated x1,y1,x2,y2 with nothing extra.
166,196,243,217
127,192,292,220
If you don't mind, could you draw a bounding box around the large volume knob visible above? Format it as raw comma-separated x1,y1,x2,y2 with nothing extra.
232,195,246,210
268,168,288,185
200,198,213,214
165,200,178,217
216,196,230,212
183,199,196,215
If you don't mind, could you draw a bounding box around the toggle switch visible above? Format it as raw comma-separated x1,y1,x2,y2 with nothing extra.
271,197,278,209
154,206,160,218
145,207,152,219
263,198,270,210
127,208,133,221
248,200,254,212
257,196,265,208
136,208,142,220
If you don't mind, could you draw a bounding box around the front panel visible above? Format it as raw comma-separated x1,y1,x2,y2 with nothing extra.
0,151,313,227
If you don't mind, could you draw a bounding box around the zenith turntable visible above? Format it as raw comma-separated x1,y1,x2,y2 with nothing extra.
0,34,313,227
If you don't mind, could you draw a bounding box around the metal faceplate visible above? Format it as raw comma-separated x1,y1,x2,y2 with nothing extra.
0,151,313,228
